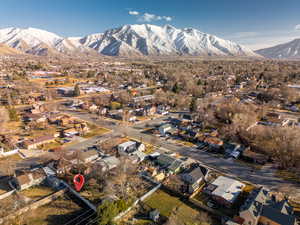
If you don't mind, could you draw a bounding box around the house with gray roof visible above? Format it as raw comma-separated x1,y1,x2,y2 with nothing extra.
239,187,297,225
156,154,183,174
181,166,206,193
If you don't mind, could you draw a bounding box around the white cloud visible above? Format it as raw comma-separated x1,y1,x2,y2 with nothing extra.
140,13,157,22
129,10,173,22
163,16,172,22
295,24,300,31
129,11,139,15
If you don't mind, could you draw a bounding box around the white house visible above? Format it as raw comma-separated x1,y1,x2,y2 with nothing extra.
118,141,137,154
207,176,245,208
159,124,172,135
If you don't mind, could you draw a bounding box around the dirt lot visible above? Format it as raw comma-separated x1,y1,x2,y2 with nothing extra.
7,195,86,225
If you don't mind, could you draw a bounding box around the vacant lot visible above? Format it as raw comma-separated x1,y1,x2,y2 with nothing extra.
9,195,86,225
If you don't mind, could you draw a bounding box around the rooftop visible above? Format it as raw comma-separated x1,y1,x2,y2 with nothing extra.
211,176,245,203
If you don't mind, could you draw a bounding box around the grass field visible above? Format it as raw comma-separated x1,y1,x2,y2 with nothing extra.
144,190,210,224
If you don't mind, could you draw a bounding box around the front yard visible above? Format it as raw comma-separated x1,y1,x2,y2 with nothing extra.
82,127,110,138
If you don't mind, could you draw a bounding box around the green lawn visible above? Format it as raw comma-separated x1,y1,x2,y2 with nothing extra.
144,190,212,224
144,190,182,217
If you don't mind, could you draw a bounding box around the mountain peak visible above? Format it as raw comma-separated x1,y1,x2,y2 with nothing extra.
256,38,300,59
0,24,260,57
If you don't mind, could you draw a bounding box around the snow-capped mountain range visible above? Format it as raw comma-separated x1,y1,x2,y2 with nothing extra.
255,39,300,59
0,24,260,57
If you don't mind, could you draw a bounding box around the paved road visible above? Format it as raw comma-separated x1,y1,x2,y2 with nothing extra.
63,110,300,199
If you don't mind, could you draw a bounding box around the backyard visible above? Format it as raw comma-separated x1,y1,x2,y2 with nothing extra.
144,189,215,225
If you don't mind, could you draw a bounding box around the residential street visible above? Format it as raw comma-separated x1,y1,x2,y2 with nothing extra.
63,110,300,200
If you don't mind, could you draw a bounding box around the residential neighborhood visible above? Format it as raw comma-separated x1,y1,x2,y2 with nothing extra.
0,47,299,225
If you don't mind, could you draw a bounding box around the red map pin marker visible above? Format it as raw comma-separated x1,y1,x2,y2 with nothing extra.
73,174,85,191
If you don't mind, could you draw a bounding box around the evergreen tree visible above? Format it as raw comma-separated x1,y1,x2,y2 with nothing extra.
172,82,180,93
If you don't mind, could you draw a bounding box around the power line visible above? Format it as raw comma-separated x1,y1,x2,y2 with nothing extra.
63,208,94,225
73,212,97,225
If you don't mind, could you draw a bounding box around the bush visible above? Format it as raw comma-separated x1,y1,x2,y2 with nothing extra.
7,106,19,121
110,102,121,110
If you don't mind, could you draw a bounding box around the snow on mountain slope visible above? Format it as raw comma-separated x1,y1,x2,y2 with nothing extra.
0,27,94,55
80,24,260,57
0,25,260,57
255,39,300,59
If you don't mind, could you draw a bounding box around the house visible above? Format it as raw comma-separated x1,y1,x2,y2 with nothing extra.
10,168,46,190
80,150,99,163
23,113,47,123
181,166,206,193
180,130,199,141
97,156,120,171
136,105,157,116
118,141,137,154
23,135,56,150
63,128,79,137
28,103,45,114
133,95,154,103
239,187,297,225
159,124,172,135
156,154,183,174
48,113,64,124
204,176,245,208
59,115,73,126
157,105,169,115
144,105,157,116
204,137,224,151
57,87,74,96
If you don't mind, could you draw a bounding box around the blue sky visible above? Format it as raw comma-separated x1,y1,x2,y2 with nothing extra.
1,0,300,50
